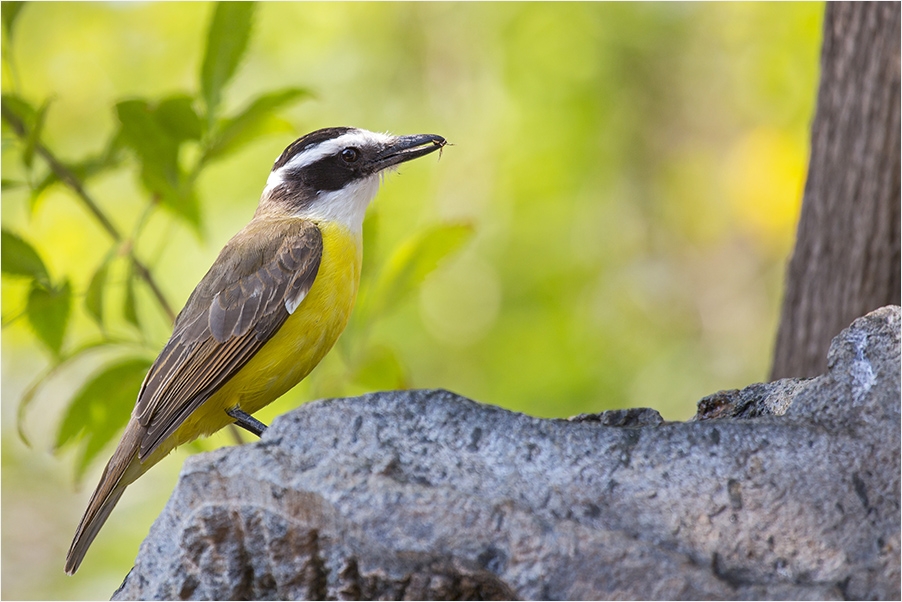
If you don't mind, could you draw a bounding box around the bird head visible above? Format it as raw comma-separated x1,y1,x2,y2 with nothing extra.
257,127,446,232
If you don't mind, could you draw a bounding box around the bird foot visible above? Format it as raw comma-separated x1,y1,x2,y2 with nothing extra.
226,408,268,437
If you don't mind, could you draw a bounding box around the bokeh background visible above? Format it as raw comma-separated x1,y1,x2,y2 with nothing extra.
2,2,823,599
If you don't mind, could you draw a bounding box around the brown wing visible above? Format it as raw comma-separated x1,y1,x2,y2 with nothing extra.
134,218,323,460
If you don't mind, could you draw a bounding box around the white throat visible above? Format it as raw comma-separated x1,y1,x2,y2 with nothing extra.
298,174,381,235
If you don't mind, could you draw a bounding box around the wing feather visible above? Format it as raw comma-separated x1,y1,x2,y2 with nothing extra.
134,218,323,460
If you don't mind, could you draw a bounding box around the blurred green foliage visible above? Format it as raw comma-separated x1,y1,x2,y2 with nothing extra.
1,2,822,599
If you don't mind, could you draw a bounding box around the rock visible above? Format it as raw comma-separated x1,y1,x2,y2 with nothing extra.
692,378,809,420
568,407,665,427
113,306,901,601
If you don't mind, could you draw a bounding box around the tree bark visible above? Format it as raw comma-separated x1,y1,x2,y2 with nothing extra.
771,1,901,380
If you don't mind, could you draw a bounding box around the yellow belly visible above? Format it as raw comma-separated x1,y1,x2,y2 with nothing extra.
152,220,361,459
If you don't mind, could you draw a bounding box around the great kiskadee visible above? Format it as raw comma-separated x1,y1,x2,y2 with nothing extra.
64,127,446,574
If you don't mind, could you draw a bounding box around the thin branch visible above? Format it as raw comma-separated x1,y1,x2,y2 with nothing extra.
1,103,177,323
129,254,176,323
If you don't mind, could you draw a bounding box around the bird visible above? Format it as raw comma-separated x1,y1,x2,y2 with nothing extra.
65,127,446,574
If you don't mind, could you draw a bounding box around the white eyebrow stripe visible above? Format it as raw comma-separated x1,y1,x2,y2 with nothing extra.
276,129,395,175
264,169,285,195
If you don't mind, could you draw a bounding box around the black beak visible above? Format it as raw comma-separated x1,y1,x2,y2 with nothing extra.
373,134,446,170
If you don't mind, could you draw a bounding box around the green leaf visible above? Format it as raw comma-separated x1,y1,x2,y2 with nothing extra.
0,178,26,191
22,98,50,170
85,259,111,327
1,2,26,38
116,99,178,171
204,87,310,162
27,278,71,356
27,173,57,214
201,2,255,124
156,95,202,142
366,223,475,319
55,357,152,480
123,265,140,329
116,99,200,228
16,338,122,447
92,126,128,174
117,99,177,200
1,178,25,190
1,93,36,132
1,228,50,285
144,177,199,228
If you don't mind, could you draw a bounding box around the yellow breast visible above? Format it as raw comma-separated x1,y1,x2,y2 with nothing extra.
162,220,362,453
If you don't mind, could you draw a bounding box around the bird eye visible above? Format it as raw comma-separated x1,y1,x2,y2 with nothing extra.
340,147,360,163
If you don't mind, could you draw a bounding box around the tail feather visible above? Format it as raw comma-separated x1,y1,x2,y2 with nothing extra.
65,419,144,575
65,484,127,574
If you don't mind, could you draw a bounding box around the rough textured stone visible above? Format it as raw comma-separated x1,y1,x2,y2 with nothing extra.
113,306,901,601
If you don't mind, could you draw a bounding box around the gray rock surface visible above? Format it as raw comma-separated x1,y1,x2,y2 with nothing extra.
113,306,901,601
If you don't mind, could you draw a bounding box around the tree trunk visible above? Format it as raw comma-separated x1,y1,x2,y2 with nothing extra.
771,1,901,380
